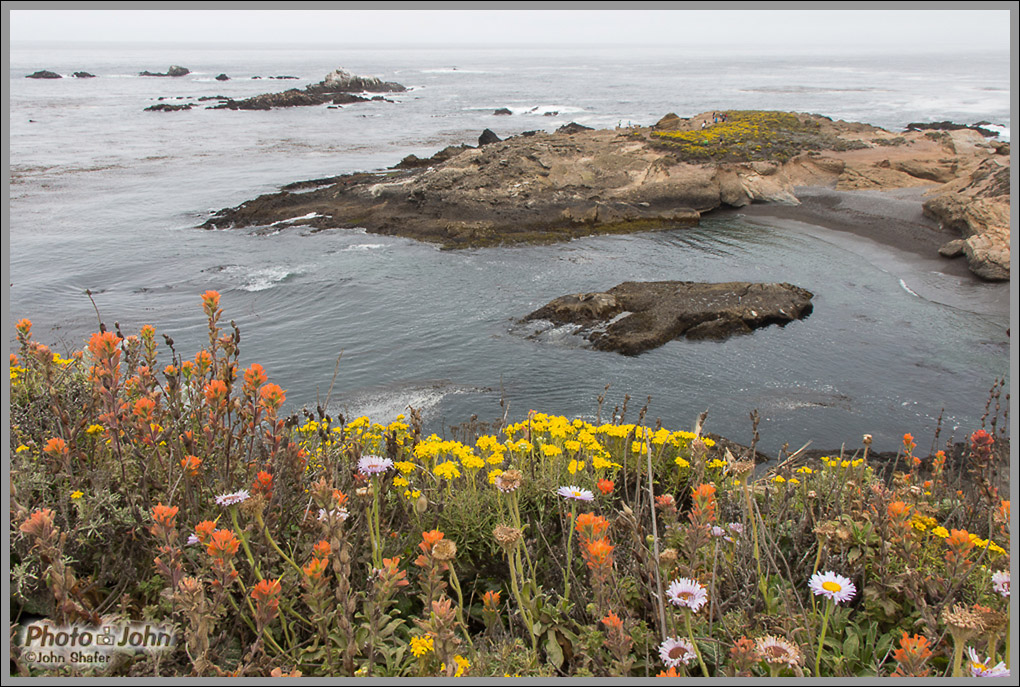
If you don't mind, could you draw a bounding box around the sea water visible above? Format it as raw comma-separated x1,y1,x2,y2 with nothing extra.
8,42,1011,452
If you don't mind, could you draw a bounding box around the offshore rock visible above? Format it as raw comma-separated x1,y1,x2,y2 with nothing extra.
524,281,814,355
72,71,96,78
211,66,405,111
140,65,190,77
26,70,61,79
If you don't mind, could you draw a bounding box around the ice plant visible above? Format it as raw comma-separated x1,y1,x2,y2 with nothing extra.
809,571,856,676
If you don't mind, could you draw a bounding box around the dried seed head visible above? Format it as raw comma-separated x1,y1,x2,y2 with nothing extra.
432,538,458,561
659,548,679,565
494,469,523,493
493,524,522,549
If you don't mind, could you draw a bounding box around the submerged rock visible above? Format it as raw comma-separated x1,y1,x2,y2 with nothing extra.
524,281,814,355
145,103,193,112
494,107,513,115
26,70,61,79
215,73,230,81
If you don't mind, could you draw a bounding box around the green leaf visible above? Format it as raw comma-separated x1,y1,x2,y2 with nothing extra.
545,631,565,669
843,633,860,659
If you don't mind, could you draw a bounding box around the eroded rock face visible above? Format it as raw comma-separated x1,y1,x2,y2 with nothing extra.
524,281,814,355
923,159,1010,280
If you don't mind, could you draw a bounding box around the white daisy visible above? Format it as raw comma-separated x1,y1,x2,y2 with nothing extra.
967,647,1010,677
215,490,250,507
557,485,594,502
358,454,393,475
756,635,801,667
667,577,708,613
809,571,856,605
659,636,696,668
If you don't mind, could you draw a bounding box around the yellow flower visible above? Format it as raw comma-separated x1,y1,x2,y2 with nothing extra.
85,424,105,436
70,490,84,499
434,461,461,480
541,444,562,458
564,440,581,453
409,635,434,657
16,445,30,453
443,655,469,677
707,458,727,469
788,477,800,485
394,461,415,474
675,456,690,469
592,455,620,471
568,460,585,475
488,469,503,484
393,476,409,488
404,489,421,501
773,475,786,484
795,466,813,474
932,526,950,539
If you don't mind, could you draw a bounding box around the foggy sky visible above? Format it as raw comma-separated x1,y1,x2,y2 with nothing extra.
8,8,1014,52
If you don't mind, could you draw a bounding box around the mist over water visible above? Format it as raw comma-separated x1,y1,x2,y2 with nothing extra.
8,43,1011,453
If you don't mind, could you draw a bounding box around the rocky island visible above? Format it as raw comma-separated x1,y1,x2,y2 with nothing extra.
203,110,1010,280
208,67,405,111
524,281,814,355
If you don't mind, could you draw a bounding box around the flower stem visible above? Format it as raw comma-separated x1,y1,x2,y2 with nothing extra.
684,611,710,677
815,599,833,677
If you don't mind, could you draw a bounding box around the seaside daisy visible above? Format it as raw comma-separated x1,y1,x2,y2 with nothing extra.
494,469,523,493
557,485,594,501
659,636,696,668
215,490,250,507
809,571,856,604
358,454,393,475
991,570,1009,598
967,647,1010,677
756,635,802,667
667,577,708,613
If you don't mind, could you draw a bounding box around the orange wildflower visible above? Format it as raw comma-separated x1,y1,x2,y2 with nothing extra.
207,529,240,559
181,455,202,478
887,501,912,519
243,364,268,393
151,503,179,529
15,318,33,338
575,512,610,542
583,538,615,570
201,290,221,315
656,667,682,677
259,383,286,411
251,578,282,604
303,557,329,580
20,509,56,540
204,379,229,407
133,397,156,422
312,540,332,558
194,520,217,544
596,478,615,495
42,437,68,457
601,611,624,631
87,331,122,359
945,528,975,567
482,590,501,612
252,470,273,498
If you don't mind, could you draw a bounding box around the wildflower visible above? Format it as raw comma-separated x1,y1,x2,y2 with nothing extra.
808,571,856,604
193,520,217,544
203,380,228,407
259,383,286,412
42,437,68,457
659,636,697,667
151,503,179,529
582,538,615,571
394,460,416,474
557,485,594,501
317,507,349,523
20,509,56,541
494,469,522,493
941,604,986,639
892,632,933,677
482,590,501,612
575,512,610,541
756,635,801,667
434,460,461,480
656,667,682,677
596,478,615,495
251,578,282,607
991,566,1007,595
206,529,241,559
358,454,393,475
70,490,84,500
312,540,331,558
215,490,250,507
409,635,434,658
243,363,268,392
180,455,202,478
667,577,708,612
251,470,273,497
945,528,975,567
967,647,1010,677
303,557,329,580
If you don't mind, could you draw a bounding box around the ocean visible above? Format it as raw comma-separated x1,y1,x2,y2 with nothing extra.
8,42,1012,453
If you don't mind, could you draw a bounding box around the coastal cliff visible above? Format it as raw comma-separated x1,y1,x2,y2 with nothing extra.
203,110,1010,280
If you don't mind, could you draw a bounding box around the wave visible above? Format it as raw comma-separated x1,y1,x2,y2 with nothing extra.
340,382,481,424
462,104,586,116
419,68,493,74
898,279,920,298
340,243,387,251
210,264,300,292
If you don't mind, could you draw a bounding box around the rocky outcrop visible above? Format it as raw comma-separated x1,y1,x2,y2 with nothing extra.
211,67,404,111
906,120,1000,138
923,159,1010,280
478,129,501,146
72,71,96,78
140,65,190,77
524,281,814,355
202,111,1010,273
215,73,230,81
494,108,513,115
26,70,61,79
145,103,193,112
